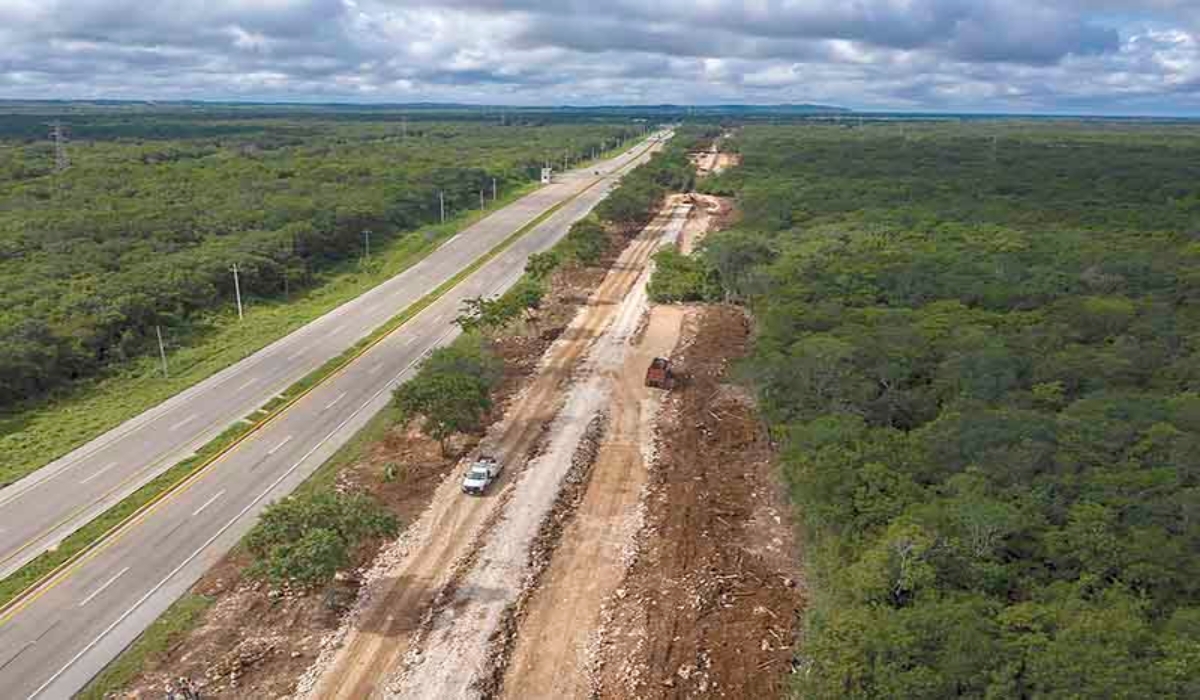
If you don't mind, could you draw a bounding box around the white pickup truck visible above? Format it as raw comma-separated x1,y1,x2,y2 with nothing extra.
461,455,502,496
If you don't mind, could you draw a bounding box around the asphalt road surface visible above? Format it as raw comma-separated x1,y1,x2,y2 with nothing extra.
0,132,670,699
0,136,659,583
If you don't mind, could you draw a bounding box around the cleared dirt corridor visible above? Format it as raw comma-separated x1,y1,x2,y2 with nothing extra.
297,202,691,699
501,305,685,698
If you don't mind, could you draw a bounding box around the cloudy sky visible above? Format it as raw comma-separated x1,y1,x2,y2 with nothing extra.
1,0,1198,115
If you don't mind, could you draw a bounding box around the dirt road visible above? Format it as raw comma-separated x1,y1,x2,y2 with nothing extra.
299,203,691,699
594,305,803,698
691,144,720,177
674,193,733,255
500,304,685,698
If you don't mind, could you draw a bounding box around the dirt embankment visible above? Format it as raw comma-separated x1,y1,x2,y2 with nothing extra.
594,304,805,699
300,204,691,699
117,219,648,700
689,139,741,178
671,193,735,255
118,194,805,700
499,304,686,698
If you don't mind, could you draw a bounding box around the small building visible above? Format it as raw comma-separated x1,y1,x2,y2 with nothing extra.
540,167,553,184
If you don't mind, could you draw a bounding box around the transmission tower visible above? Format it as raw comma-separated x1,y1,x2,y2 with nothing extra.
49,121,70,172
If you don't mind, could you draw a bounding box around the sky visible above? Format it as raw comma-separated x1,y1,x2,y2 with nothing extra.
0,1,1198,115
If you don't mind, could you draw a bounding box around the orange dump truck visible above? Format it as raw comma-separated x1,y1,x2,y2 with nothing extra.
644,357,675,389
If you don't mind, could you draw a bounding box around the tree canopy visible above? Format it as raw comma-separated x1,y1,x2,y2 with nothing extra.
392,334,502,452
697,122,1200,698
0,117,637,411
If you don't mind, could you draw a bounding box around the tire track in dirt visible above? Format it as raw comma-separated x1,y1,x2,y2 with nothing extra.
594,306,804,698
385,205,690,699
297,204,689,700
498,305,685,699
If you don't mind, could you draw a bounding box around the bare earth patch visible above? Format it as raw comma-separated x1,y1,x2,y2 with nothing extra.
499,304,686,699
116,229,634,700
113,192,802,700
594,304,805,699
299,203,691,699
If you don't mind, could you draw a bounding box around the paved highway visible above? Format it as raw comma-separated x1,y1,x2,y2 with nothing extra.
0,133,669,698
0,137,658,583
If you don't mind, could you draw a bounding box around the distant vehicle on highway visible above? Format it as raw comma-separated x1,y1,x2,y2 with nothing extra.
462,454,502,495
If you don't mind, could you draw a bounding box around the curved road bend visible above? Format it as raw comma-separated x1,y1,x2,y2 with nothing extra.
0,136,659,583
0,131,671,699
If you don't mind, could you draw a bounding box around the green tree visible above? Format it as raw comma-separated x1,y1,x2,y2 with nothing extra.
393,335,500,453
647,249,720,303
245,491,397,586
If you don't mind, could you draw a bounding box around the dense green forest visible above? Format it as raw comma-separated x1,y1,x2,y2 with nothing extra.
0,115,637,410
692,123,1200,697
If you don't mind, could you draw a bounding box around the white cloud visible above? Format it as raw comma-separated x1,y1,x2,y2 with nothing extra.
0,0,1195,113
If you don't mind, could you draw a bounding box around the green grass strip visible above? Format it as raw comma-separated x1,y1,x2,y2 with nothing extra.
0,182,541,488
0,137,653,615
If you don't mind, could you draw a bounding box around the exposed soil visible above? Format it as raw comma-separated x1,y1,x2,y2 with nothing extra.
499,304,685,699
673,194,735,255
115,190,804,700
299,203,692,699
122,424,461,699
688,147,720,178
117,218,649,700
711,152,742,175
593,304,805,699
689,142,741,179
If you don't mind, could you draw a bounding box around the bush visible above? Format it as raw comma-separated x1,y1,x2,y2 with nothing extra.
246,491,397,586
393,334,501,452
648,249,721,303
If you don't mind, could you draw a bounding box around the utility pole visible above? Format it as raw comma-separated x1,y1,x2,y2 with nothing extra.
492,177,497,202
155,325,169,378
49,121,70,173
363,229,371,264
480,189,485,211
231,263,244,321
439,190,445,224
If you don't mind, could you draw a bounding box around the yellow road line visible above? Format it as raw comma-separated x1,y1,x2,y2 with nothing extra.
0,136,662,627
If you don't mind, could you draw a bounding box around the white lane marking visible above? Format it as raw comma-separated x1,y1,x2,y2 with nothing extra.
400,336,415,347
287,350,305,362
191,490,226,518
368,362,384,375
77,567,129,608
236,377,260,391
324,392,346,411
79,462,118,485
267,435,293,455
169,415,196,432
28,358,419,699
